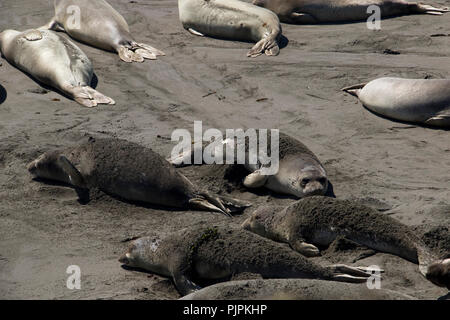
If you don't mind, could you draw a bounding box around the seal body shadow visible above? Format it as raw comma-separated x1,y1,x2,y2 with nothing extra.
44,0,165,62
0,29,114,107
178,0,282,57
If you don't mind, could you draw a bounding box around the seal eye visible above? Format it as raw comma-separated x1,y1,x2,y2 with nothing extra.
301,178,310,186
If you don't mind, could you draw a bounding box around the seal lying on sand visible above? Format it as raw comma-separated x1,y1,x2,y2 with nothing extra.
0,29,114,108
242,196,450,289
178,0,282,57
43,0,164,62
27,137,250,216
119,225,377,295
181,278,416,300
343,78,450,128
169,131,328,198
252,0,449,24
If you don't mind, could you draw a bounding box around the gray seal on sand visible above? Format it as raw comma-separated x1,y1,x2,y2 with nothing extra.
27,137,250,216
181,278,416,300
119,225,378,295
178,0,282,57
343,77,450,128
43,0,165,62
252,0,449,24
0,29,115,108
242,196,450,289
169,131,329,198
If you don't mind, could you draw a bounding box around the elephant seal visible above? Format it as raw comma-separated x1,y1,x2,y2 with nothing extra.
43,0,164,62
0,29,114,108
119,225,377,295
27,137,250,216
343,78,450,128
178,0,282,57
252,0,449,24
242,196,450,289
169,131,328,198
181,278,416,300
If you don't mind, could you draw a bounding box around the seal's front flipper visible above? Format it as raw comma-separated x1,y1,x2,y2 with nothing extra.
342,83,367,97
243,170,268,188
247,37,280,58
69,86,116,108
329,264,384,277
189,198,232,217
188,28,205,37
332,274,376,283
290,12,317,24
57,155,90,201
172,272,202,296
425,111,450,127
414,4,449,15
291,240,320,257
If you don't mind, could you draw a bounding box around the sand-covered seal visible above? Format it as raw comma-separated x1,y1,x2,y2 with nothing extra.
119,225,377,295
242,196,450,289
169,131,328,198
178,0,282,57
180,278,416,300
343,77,450,128
0,29,114,108
43,0,164,62
27,137,250,216
252,0,449,24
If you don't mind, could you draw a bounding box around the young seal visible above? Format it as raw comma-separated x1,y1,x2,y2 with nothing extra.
343,78,450,128
0,29,114,108
242,196,450,289
169,131,329,198
178,0,282,57
252,0,449,24
27,137,250,216
181,278,416,300
43,0,165,62
119,225,377,295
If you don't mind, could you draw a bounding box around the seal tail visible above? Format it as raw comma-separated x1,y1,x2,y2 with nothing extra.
118,42,165,63
247,36,280,58
341,83,367,97
69,86,116,108
189,191,252,217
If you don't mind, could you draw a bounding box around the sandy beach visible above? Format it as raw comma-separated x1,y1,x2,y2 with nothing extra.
0,0,449,299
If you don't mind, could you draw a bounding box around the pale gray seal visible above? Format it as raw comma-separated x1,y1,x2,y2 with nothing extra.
169,131,329,198
27,137,250,216
43,0,165,62
343,77,450,128
181,278,416,300
252,0,449,23
242,196,450,289
178,0,282,57
0,29,114,108
119,225,377,295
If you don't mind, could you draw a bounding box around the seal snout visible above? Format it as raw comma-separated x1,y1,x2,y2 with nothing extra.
27,160,38,175
426,258,450,290
118,253,131,265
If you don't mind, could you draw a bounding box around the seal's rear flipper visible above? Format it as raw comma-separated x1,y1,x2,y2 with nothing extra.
189,192,251,217
69,86,116,108
172,272,202,296
118,43,165,63
425,111,450,128
57,155,90,202
342,83,367,97
247,38,280,58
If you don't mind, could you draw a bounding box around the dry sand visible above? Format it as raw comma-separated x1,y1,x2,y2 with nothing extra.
0,0,449,300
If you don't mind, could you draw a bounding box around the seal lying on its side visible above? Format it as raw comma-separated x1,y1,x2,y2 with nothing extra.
242,196,450,289
343,77,450,128
0,29,114,108
27,137,250,216
43,0,165,63
178,0,282,57
252,0,449,24
119,225,377,295
181,278,416,300
169,131,329,198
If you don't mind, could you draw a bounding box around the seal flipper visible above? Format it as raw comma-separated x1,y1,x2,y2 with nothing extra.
57,155,90,201
187,28,205,37
342,83,367,97
413,4,449,15
290,12,317,24
118,42,165,63
425,110,450,127
66,85,115,108
189,191,251,217
41,18,65,32
243,170,269,188
290,240,321,257
247,37,280,58
172,271,202,296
